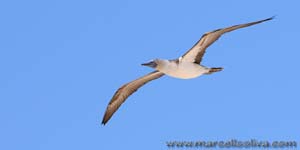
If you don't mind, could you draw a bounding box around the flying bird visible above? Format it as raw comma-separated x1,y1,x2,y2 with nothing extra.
102,17,273,125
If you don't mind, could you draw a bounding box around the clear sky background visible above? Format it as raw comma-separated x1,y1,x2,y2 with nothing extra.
1,0,299,150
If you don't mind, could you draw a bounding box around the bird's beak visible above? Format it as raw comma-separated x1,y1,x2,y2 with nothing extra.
141,61,157,68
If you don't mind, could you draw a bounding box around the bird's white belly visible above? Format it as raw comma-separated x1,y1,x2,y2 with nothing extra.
158,62,208,79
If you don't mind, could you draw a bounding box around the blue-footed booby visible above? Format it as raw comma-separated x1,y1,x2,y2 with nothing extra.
102,17,273,125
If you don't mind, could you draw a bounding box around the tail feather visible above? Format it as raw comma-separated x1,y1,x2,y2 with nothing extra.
206,67,223,74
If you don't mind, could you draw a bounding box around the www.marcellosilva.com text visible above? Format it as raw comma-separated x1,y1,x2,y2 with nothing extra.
166,139,297,148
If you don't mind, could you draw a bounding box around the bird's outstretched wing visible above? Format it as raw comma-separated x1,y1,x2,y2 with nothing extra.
181,17,274,64
102,71,164,125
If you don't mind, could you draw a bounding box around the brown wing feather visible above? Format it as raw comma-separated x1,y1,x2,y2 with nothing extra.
182,17,274,64
102,71,164,125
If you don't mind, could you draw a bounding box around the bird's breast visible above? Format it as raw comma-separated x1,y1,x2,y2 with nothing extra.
157,61,208,79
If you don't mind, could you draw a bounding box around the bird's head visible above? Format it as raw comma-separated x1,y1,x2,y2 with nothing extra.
141,59,159,69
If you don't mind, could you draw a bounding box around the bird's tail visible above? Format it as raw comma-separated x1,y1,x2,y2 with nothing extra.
206,67,223,74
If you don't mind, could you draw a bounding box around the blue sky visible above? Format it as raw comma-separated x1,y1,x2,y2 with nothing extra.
1,0,299,149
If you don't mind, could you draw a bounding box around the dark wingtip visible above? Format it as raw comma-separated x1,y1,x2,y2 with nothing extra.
102,110,114,125
101,115,108,126
255,16,275,25
271,15,276,19
101,119,107,126
266,15,276,21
